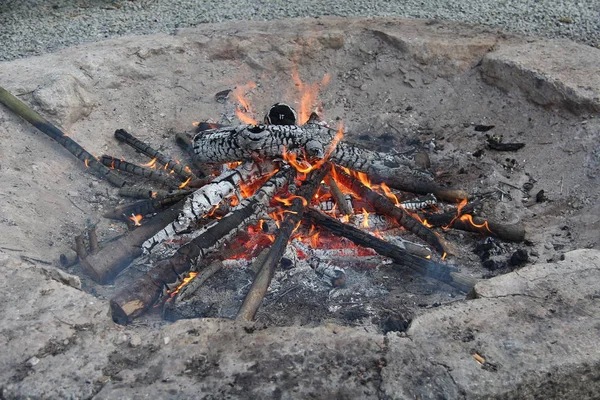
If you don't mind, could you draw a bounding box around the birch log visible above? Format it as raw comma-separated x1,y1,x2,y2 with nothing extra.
142,161,277,253
192,124,419,179
110,168,292,324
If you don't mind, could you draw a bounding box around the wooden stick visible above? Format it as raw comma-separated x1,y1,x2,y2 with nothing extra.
371,174,469,203
305,208,477,293
87,227,99,255
100,155,183,189
237,166,328,322
333,167,448,255
325,173,353,216
79,199,186,283
114,128,197,181
103,194,189,220
175,260,224,303
118,187,193,199
421,202,525,242
109,168,292,324
0,86,127,188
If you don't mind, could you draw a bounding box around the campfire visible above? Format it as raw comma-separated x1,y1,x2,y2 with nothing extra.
0,73,526,326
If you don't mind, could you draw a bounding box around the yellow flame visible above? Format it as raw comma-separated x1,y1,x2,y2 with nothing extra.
142,158,158,169
178,176,192,189
232,82,258,125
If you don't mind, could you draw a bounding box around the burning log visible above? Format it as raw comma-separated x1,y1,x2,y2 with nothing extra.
174,132,211,177
333,167,448,255
103,194,187,221
237,167,328,322
79,200,186,283
421,202,526,242
110,168,293,324
118,187,193,200
0,86,127,188
175,260,224,303
371,174,469,203
114,129,197,181
100,155,183,189
325,174,353,216
305,208,477,293
142,161,278,253
192,123,417,179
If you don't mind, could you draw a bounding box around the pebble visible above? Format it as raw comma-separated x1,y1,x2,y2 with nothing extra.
26,356,40,367
0,0,598,62
129,334,142,348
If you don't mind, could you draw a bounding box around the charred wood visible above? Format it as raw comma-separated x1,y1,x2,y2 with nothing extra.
325,174,353,216
175,260,224,303
0,86,127,188
100,155,183,189
192,124,417,178
333,167,448,255
305,208,477,293
142,161,277,253
371,174,468,203
118,187,193,200
114,129,197,181
236,167,328,322
87,227,99,255
174,132,211,177
79,200,185,283
110,168,292,324
103,194,187,221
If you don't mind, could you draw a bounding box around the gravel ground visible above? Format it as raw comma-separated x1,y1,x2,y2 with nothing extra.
0,0,599,61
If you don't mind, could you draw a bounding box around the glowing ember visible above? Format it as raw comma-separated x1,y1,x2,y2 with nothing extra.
178,176,192,189
142,158,158,169
129,214,143,226
274,194,308,207
232,82,258,125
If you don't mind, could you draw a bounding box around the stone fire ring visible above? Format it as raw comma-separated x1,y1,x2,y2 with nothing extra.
0,18,599,399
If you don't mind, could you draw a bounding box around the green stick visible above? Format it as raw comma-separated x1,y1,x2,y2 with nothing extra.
0,86,127,187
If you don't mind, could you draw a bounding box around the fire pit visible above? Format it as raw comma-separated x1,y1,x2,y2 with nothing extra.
1,17,599,399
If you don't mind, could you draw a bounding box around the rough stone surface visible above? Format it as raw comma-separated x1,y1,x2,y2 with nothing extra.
381,249,600,399
0,17,599,399
482,40,600,114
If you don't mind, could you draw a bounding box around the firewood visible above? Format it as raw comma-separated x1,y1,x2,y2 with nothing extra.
192,123,417,179
333,167,449,255
305,208,477,293
174,131,211,177
421,202,525,242
79,200,186,283
0,86,127,188
110,168,293,324
371,174,469,203
325,174,353,216
142,161,278,253
118,187,193,200
175,260,224,303
114,128,197,181
100,155,183,189
236,167,328,322
87,226,99,254
103,192,189,221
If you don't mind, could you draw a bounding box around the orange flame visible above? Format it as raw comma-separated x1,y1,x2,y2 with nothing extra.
292,69,330,124
443,198,468,229
178,176,192,189
232,82,258,125
459,214,493,234
169,272,198,297
282,123,344,173
380,182,400,206
129,214,143,226
274,194,308,207
142,158,158,169
362,208,370,228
